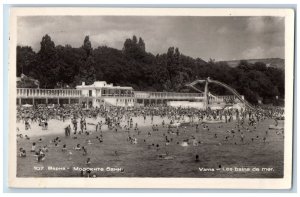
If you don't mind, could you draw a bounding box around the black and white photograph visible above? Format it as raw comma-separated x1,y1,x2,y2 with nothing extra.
8,8,294,188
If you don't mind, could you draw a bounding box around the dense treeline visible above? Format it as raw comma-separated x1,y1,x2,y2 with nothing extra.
17,34,284,105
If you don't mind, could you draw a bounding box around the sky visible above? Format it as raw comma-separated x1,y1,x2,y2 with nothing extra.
17,16,285,61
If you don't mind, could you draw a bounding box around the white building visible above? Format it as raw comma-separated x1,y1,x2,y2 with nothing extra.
16,80,247,110
76,81,135,108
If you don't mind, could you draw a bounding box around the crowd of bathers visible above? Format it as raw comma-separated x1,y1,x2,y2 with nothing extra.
16,103,284,177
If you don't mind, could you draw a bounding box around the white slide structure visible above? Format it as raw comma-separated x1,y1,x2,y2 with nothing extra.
186,80,205,93
207,78,255,110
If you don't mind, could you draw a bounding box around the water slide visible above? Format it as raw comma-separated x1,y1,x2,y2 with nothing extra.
186,80,217,97
207,79,255,110
186,80,205,93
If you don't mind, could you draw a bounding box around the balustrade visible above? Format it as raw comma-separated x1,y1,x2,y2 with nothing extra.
133,91,204,99
17,88,240,101
17,88,81,98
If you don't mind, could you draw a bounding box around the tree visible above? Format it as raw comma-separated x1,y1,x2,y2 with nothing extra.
82,35,92,57
36,34,59,88
39,34,56,61
174,47,180,70
132,35,137,44
122,36,147,61
123,38,132,52
208,58,215,64
138,37,145,51
16,46,36,76
253,62,267,72
76,56,97,85
237,60,251,71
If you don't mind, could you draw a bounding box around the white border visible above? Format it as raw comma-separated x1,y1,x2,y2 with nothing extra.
8,7,294,189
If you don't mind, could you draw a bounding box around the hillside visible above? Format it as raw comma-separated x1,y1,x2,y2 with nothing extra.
218,58,284,70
